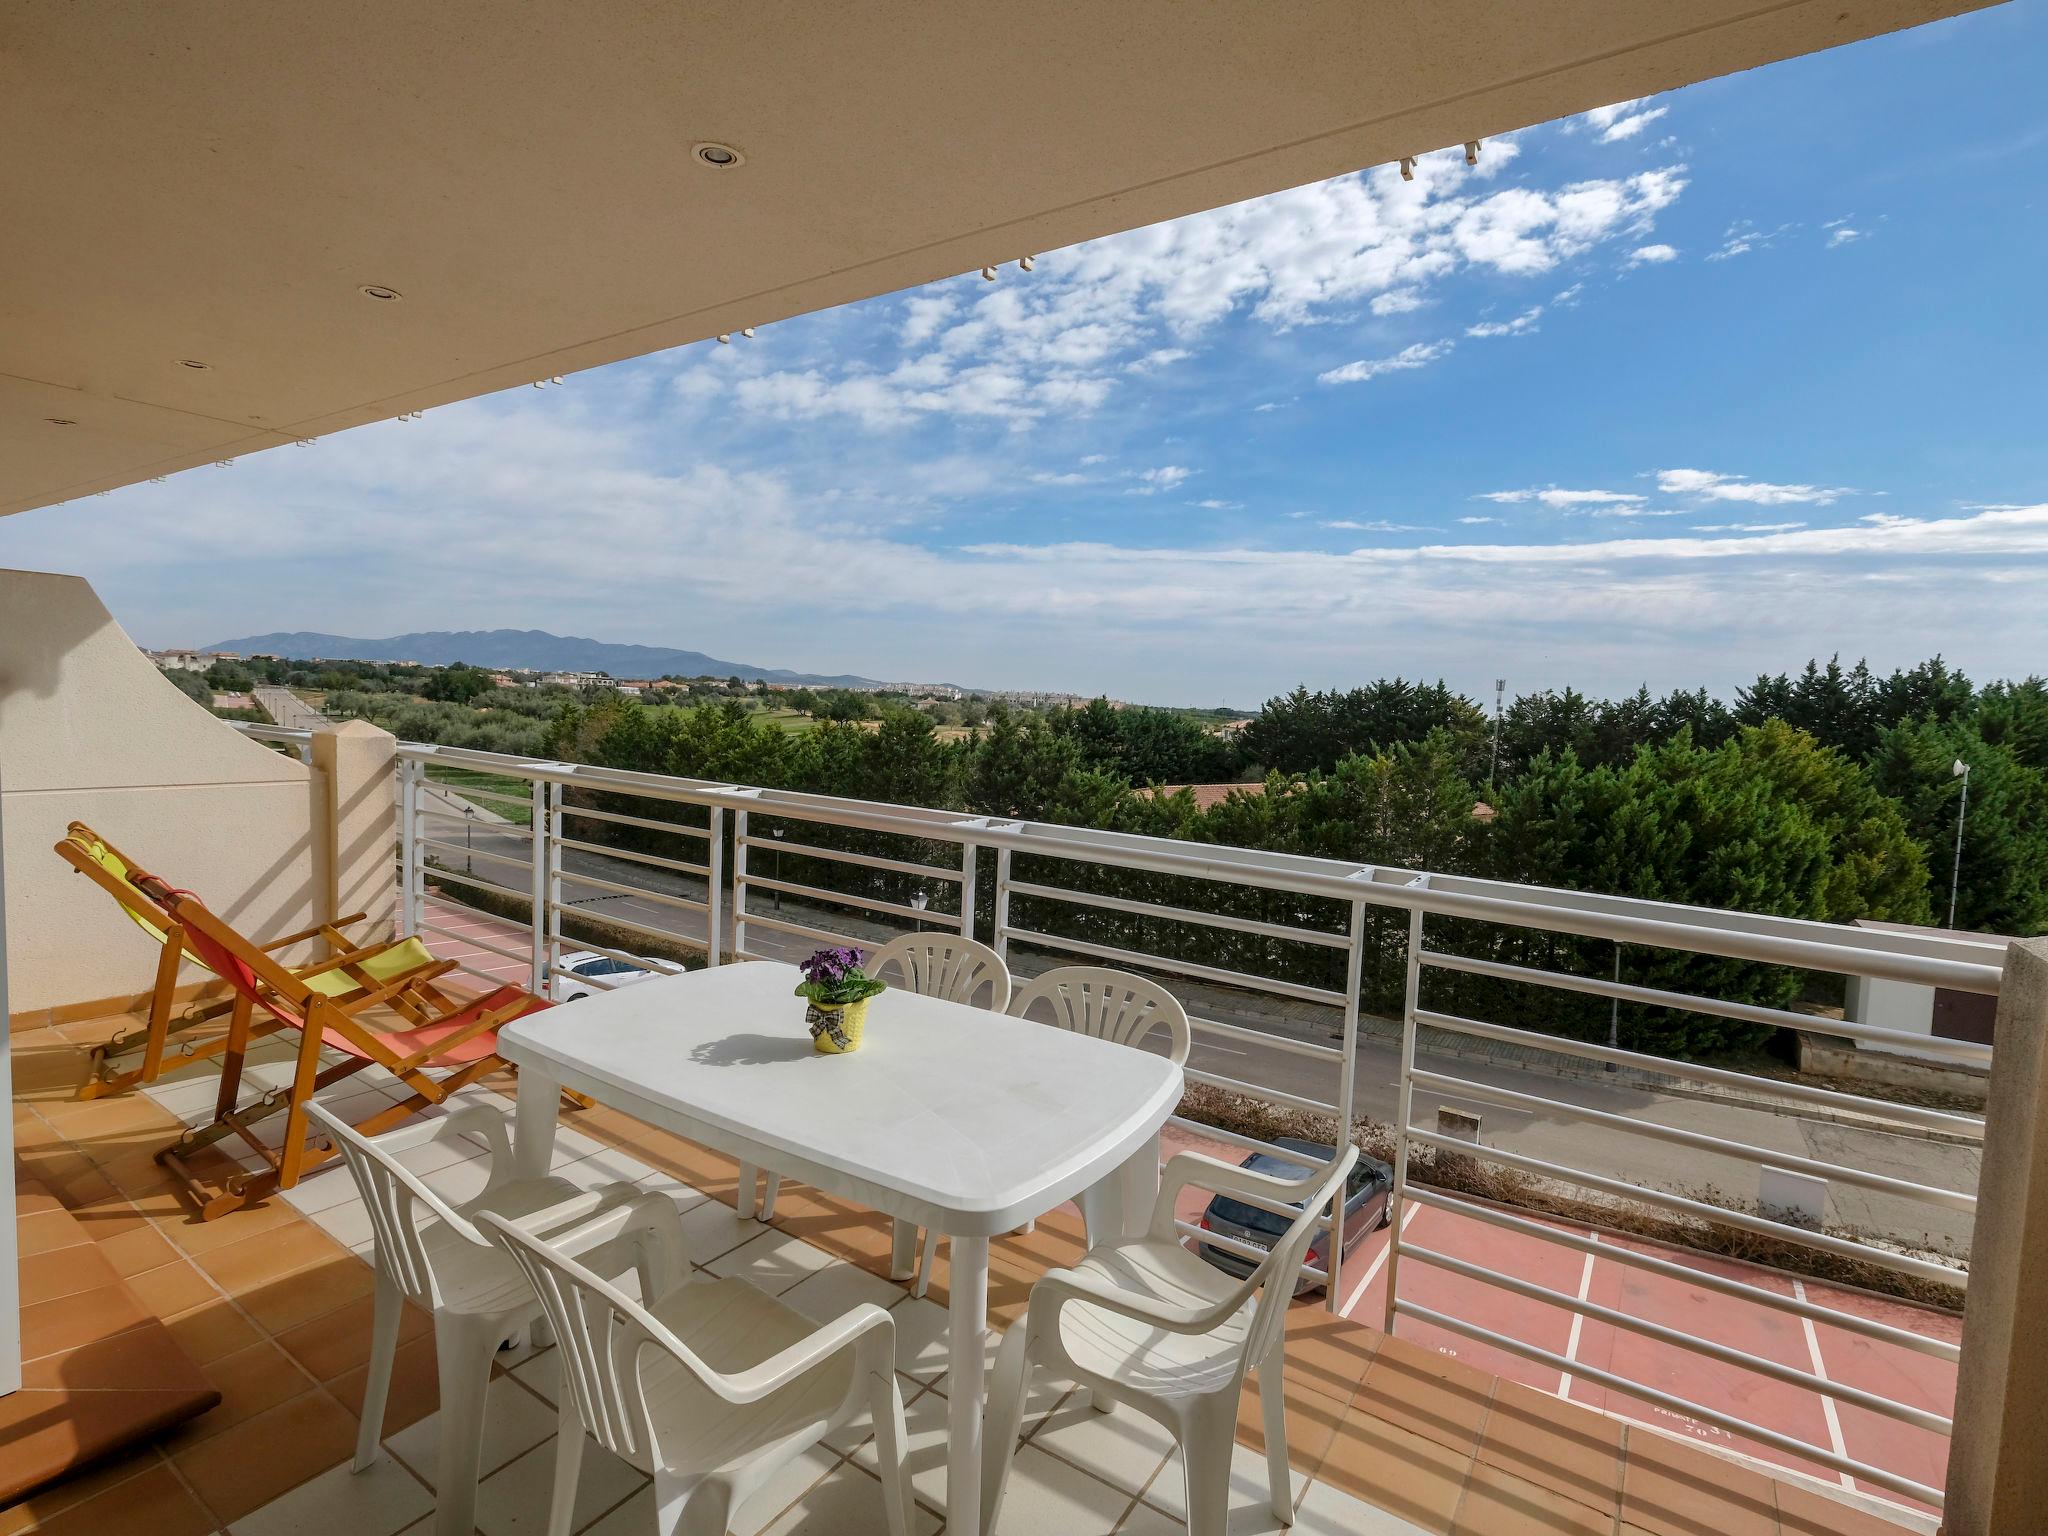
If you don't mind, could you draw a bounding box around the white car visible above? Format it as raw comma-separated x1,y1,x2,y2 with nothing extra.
546,949,685,1002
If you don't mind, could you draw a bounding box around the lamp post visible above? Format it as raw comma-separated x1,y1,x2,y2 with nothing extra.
910,889,928,934
1948,757,1971,929
463,802,476,877
770,826,784,913
1490,678,1505,784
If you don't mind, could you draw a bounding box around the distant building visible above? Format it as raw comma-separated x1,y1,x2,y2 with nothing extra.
1843,919,2010,1057
148,648,238,672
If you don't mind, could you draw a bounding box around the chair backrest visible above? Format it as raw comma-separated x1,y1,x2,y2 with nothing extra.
1008,966,1191,1064
55,821,183,951
307,1103,478,1308
867,932,1012,1012
1239,1146,1360,1367
478,1211,711,1471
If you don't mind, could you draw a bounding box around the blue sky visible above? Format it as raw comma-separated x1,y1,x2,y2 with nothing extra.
6,4,2043,708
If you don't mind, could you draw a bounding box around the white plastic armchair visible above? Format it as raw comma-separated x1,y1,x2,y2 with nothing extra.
310,1101,681,1536
479,1210,913,1536
981,1144,1360,1536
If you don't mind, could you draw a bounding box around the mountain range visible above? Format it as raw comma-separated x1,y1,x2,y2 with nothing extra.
203,629,888,688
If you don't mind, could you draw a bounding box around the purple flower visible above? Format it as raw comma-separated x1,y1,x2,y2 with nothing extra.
799,946,864,986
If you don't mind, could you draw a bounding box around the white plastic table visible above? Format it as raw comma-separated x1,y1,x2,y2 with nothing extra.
496,960,1184,1536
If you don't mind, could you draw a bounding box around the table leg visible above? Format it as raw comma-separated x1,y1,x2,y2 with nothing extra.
1117,1132,1164,1240
947,1234,989,1536
513,1066,562,1181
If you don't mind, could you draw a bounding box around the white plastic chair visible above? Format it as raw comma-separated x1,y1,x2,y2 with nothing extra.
310,1101,680,1536
479,1209,913,1536
740,932,1011,1249
906,965,1192,1298
982,1144,1359,1536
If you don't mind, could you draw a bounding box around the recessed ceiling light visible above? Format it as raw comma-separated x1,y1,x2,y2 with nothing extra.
692,142,744,168
45,417,76,426
359,284,404,301
176,358,210,370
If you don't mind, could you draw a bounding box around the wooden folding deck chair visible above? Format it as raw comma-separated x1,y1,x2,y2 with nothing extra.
126,873,551,1219
55,821,447,1100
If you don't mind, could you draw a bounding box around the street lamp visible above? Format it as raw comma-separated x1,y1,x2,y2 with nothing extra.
770,826,784,912
1948,757,1971,929
462,802,476,877
1490,678,1505,784
910,889,929,934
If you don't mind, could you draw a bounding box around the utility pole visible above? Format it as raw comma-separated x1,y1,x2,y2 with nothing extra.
1948,757,1971,928
1490,678,1505,783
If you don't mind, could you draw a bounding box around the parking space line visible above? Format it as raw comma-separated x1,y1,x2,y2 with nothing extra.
1792,1278,1854,1489
1558,1235,1598,1401
1339,1199,1423,1318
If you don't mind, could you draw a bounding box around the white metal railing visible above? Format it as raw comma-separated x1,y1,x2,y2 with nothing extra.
234,724,2005,1505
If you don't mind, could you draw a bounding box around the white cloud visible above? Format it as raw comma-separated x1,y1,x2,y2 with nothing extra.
1127,347,1192,372
1319,340,1452,384
1629,243,1678,264
900,294,959,346
1458,516,1499,525
1251,402,1283,413
1127,465,1193,494
1194,498,1241,510
1582,99,1670,143
1481,486,1645,508
1706,219,1791,261
1692,521,1808,532
1371,289,1427,315
1466,306,1542,338
1827,226,1866,248
1323,519,1421,532
1655,468,1852,505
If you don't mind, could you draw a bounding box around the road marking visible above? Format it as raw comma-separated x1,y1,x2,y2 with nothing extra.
1558,1233,1598,1401
1793,1278,1854,1489
1339,1200,1423,1318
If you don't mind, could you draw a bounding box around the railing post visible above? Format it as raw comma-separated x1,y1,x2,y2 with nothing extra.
732,807,750,960
704,805,724,967
1326,891,1368,1314
397,757,420,936
1382,877,1428,1334
528,777,548,995
544,781,563,997
992,845,1013,965
959,841,978,941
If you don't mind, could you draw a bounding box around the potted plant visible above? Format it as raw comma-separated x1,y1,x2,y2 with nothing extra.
795,946,887,1054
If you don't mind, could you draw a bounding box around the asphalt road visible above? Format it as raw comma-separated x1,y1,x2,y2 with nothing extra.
419,799,1980,1258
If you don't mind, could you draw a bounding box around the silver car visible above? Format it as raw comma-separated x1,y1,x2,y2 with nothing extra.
1194,1137,1391,1295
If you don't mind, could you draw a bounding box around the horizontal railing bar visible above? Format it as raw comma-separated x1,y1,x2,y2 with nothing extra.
1402,1186,1961,1362
556,802,713,839
418,920,534,970
1403,1126,1967,1289
1171,1217,1330,1280
1184,1066,1339,1119
1403,1241,1953,1433
552,835,710,879
1407,1066,1976,1212
390,741,2005,992
546,901,706,953
1391,1301,1944,1506
1000,925,1348,1008
1188,1014,1346,1063
416,836,531,872
445,955,530,989
417,779,533,810
1004,878,1352,949
1419,951,1994,1065
554,868,709,914
743,874,958,927
422,867,532,904
736,910,864,950
739,835,964,883
1412,1008,1986,1140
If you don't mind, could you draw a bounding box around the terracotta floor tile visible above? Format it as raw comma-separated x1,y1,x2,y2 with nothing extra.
38,1089,180,1139
17,1242,122,1307
23,1461,216,1536
1476,1378,1628,1514
191,1217,347,1295
19,1284,154,1363
1452,1461,1617,1536
1232,1360,1350,1477
159,1188,302,1255
123,1258,218,1322
1315,1406,1474,1531
171,1387,360,1524
160,1337,312,1447
1349,1333,1495,1455
0,1445,161,1529
276,1291,434,1382
93,1221,180,1280
238,1248,378,1335
1282,1303,1381,1405
17,1210,90,1260
330,1331,441,1436
164,1295,265,1365
1619,1431,1780,1536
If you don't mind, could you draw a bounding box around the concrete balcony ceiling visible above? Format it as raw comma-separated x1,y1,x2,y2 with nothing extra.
0,0,1995,518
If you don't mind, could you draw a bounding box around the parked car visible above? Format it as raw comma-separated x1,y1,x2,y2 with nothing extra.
545,949,685,1002
1194,1136,1392,1295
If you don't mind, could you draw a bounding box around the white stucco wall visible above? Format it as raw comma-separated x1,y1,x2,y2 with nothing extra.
1844,973,1938,1041
0,568,330,1013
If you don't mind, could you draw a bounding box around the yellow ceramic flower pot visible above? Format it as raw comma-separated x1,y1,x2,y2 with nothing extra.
806,996,871,1054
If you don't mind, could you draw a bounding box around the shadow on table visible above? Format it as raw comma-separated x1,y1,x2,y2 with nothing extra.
688,1033,817,1067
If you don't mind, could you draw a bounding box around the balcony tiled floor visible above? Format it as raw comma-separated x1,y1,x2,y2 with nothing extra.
6,1004,1921,1536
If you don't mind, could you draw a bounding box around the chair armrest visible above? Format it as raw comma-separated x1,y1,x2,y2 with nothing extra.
1028,1264,1247,1339
259,913,371,951
543,1191,689,1301
1152,1150,1333,1236
715,1303,897,1405
350,1103,513,1170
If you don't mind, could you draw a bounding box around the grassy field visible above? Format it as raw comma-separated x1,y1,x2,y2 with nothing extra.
426,765,537,825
